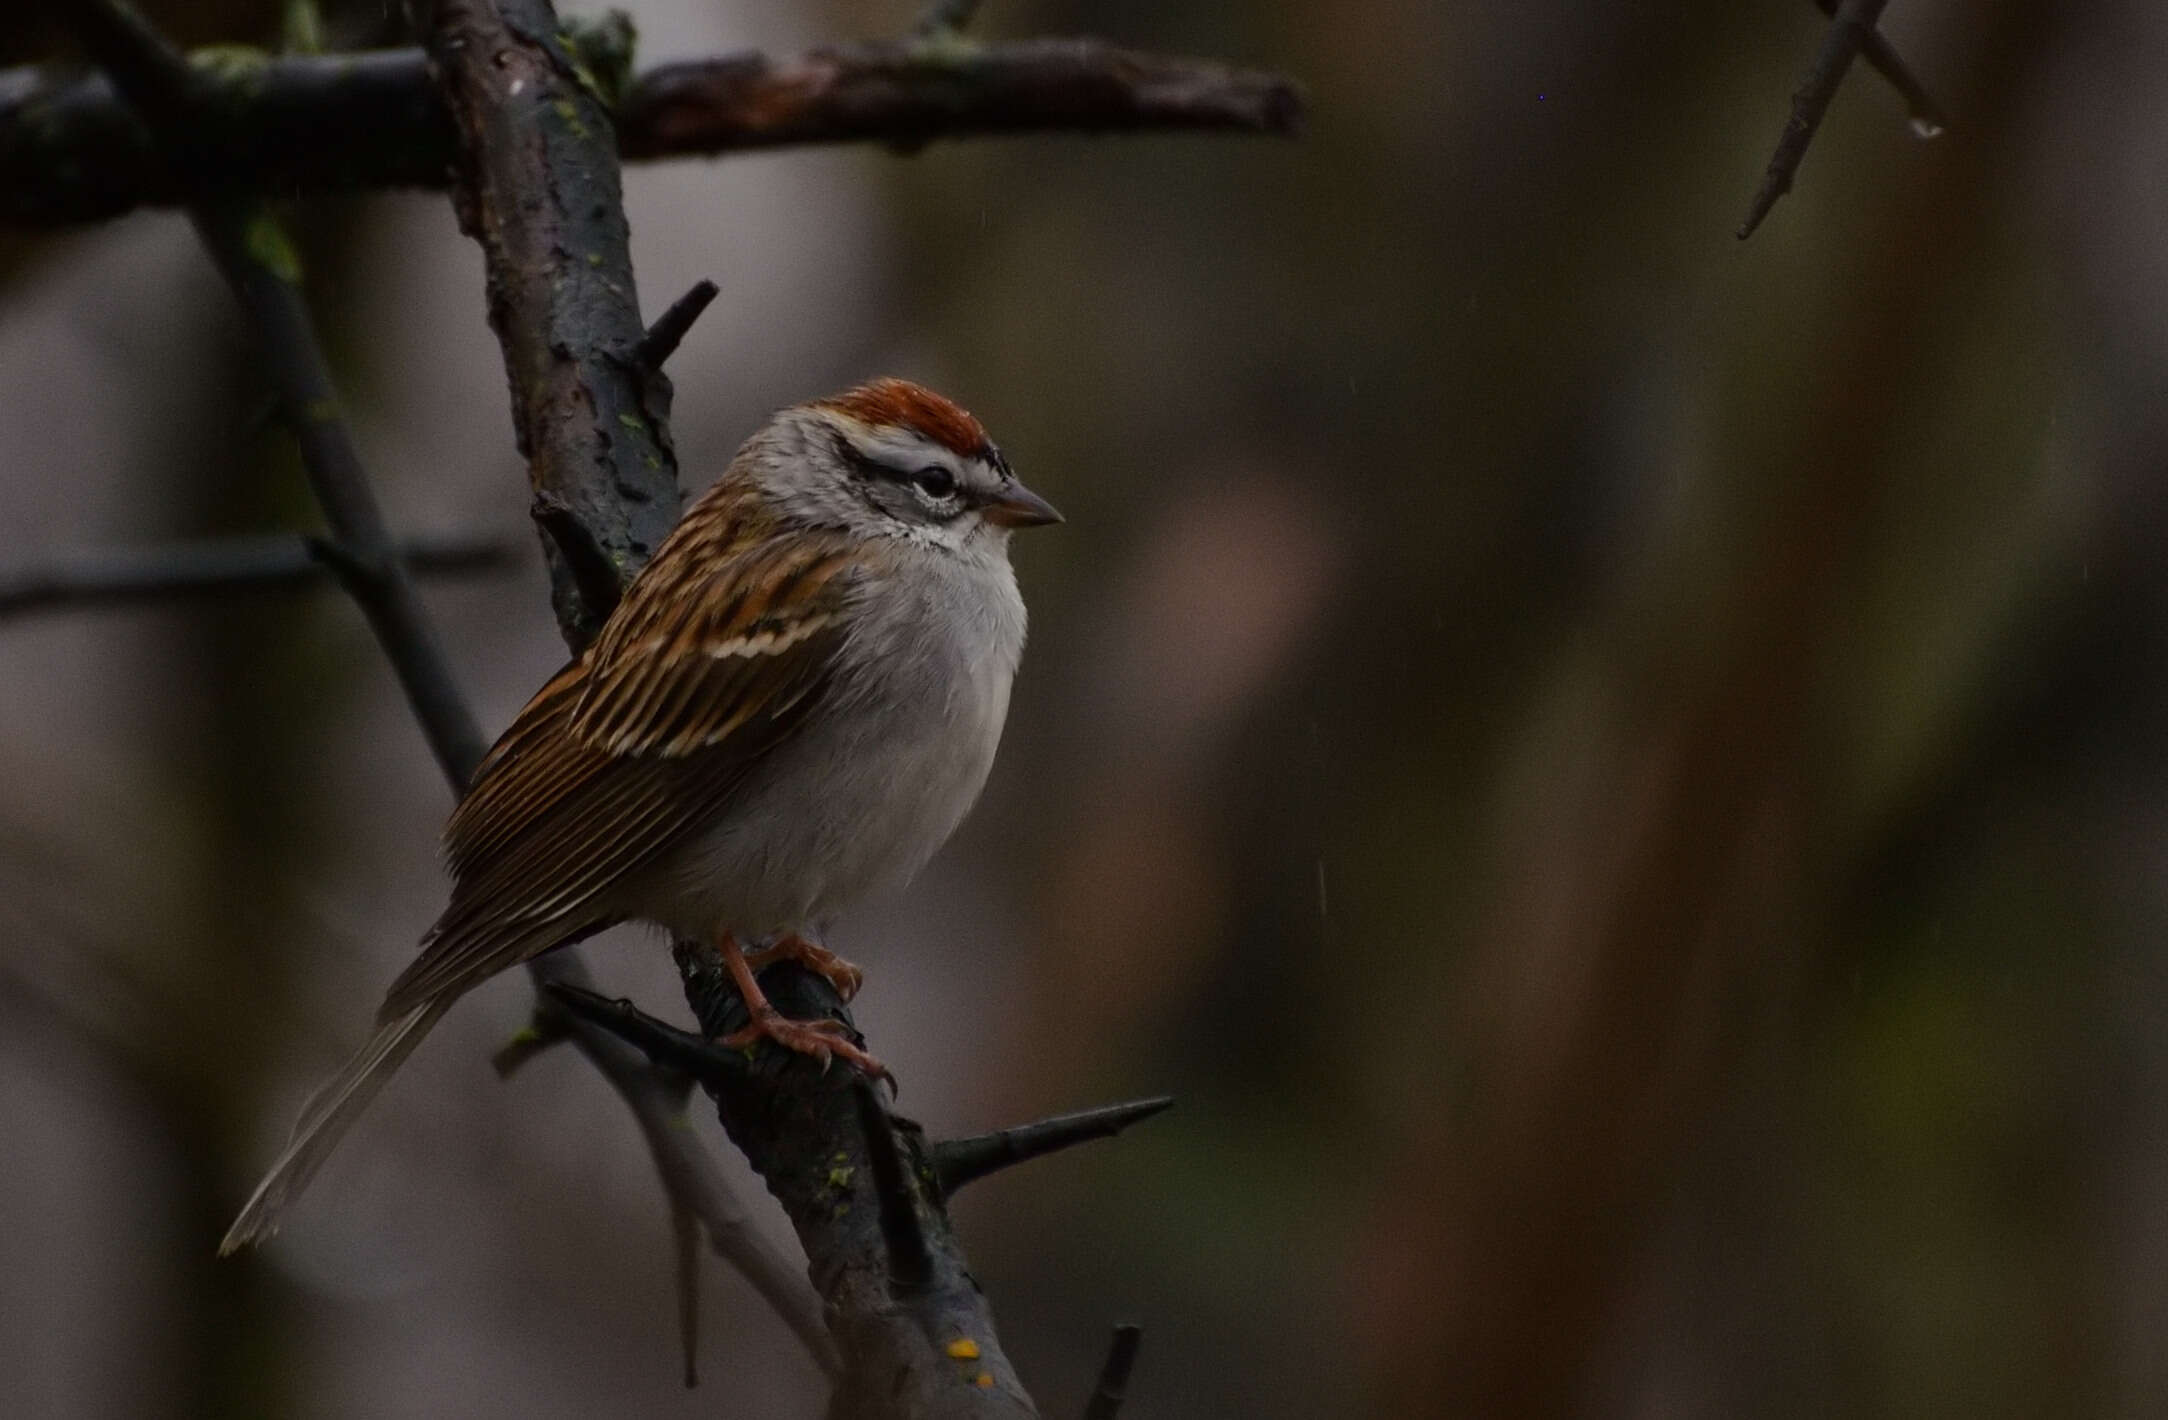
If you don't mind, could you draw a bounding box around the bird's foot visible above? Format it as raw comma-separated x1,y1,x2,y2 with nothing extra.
741,933,864,1002
721,1009,891,1084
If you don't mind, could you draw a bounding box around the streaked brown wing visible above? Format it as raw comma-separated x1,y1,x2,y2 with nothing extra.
378,520,863,1018
570,530,860,757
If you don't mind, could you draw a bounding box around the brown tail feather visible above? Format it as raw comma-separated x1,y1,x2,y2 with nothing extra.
219,996,452,1253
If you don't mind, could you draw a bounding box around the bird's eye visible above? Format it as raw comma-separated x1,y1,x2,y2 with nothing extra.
909,465,957,499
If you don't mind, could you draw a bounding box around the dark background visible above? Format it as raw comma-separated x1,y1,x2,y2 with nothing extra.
4,1,2165,1415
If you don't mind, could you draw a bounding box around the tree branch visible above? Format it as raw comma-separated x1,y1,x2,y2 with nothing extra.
1081,1326,1142,1420
48,0,838,1380
409,0,865,1385
53,0,488,784
633,278,720,373
413,0,1208,1405
0,531,514,621
930,1097,1174,1199
549,978,1178,1417
415,0,680,649
33,0,1254,1402
671,948,1038,1418
1738,0,1918,240
1,38,1304,227
1810,0,1945,137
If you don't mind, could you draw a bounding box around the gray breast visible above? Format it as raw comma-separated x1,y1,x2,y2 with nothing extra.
641,546,1026,938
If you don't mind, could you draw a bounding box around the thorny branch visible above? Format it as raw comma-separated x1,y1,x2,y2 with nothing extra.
32,0,1250,1407
1810,0,1944,134
0,531,514,621
49,0,487,785
1739,0,1936,239
552,965,1174,1419
931,1097,1175,1197
1,35,1303,227
49,0,837,1380
1082,1326,1143,1420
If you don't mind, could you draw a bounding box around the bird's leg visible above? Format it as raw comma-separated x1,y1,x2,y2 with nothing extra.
740,932,864,1002
715,932,889,1082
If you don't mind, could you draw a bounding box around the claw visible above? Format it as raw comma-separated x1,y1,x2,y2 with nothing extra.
713,934,891,1085
741,933,865,1002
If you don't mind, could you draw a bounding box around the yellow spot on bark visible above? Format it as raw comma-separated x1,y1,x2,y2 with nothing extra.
946,1338,980,1360
973,1372,994,1388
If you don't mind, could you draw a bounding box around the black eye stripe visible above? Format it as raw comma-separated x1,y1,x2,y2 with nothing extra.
829,433,973,521
838,436,958,497
908,464,957,498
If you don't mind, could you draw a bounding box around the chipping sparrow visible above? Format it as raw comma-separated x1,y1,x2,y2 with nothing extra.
221,378,1060,1252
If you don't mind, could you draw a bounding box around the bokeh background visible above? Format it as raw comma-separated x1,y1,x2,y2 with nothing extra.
3,0,2165,1415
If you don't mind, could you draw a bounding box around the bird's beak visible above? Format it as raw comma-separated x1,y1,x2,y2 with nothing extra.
981,481,1064,528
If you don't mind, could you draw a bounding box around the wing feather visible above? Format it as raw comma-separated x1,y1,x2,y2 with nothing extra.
380,512,863,1018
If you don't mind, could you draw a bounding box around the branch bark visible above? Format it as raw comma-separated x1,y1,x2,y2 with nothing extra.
634,958,1044,1418
1738,0,1902,239
409,2,1042,1405
1,37,1303,228
550,964,1178,1420
43,0,1243,1405
47,0,837,1379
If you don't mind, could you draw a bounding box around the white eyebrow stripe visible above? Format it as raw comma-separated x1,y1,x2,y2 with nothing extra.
839,420,969,473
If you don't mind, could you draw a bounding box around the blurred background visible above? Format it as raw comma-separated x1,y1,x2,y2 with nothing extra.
1,0,2162,1415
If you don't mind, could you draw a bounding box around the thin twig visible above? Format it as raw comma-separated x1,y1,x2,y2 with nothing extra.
0,532,514,621
1,39,1305,226
671,1194,701,1388
931,1097,1175,1198
1809,0,1945,135
633,279,720,371
54,0,485,785
1738,0,1895,240
620,39,1305,160
54,0,836,1379
1081,1325,1142,1420
413,0,842,1379
545,981,749,1083
534,959,841,1375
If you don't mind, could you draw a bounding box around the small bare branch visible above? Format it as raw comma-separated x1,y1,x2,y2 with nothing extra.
51,0,486,784
1,39,1304,226
634,279,721,372
1739,0,1933,240
0,532,514,622
621,39,1304,160
1081,1325,1142,1420
531,960,841,1377
1809,0,1945,135
672,1194,702,1388
51,0,829,1380
931,1097,1174,1198
543,981,749,1083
